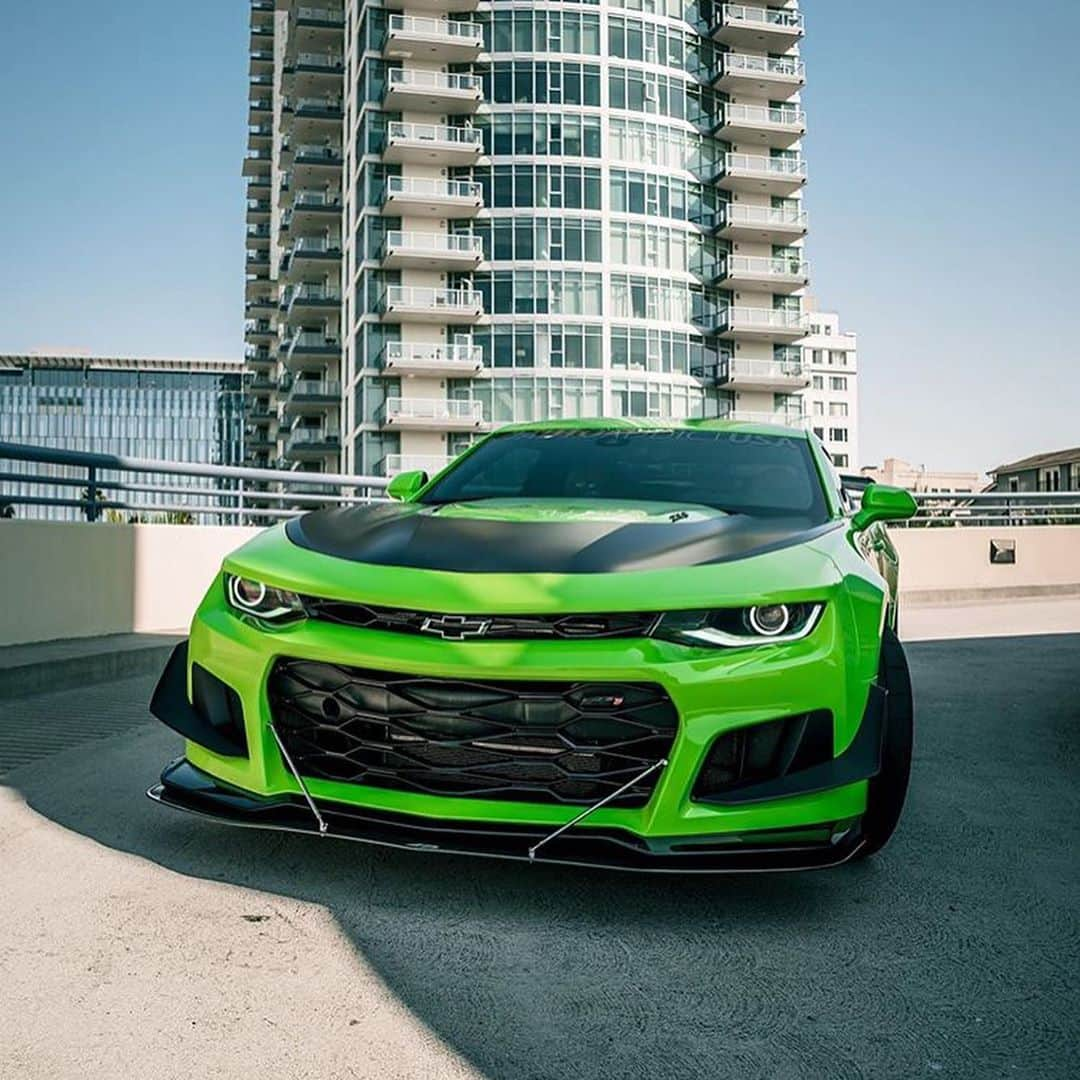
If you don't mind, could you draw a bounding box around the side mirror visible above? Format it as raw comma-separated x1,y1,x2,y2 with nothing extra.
851,483,917,531
386,469,428,502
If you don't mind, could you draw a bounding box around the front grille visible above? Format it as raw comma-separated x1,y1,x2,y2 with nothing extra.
301,597,659,641
267,659,678,807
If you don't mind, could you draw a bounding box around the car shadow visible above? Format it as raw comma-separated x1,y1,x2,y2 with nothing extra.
6,633,1080,1078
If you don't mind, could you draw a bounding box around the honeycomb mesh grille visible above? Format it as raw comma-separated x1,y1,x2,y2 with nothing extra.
268,659,678,807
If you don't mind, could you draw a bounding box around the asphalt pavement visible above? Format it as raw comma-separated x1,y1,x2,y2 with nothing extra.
1,633,1077,1079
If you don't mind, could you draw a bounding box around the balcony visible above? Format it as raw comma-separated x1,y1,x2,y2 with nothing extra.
384,0,479,13
289,188,342,221
379,397,486,431
383,122,484,165
711,357,810,392
284,284,341,317
381,176,483,219
380,453,454,476
245,297,277,318
712,53,805,95
283,379,341,415
715,254,809,293
284,235,341,276
380,285,484,325
290,143,343,170
246,223,271,247
249,48,274,74
248,374,277,392
381,342,484,377
714,202,807,242
244,346,275,368
294,6,345,31
383,69,482,113
722,409,810,430
385,15,484,63
285,97,343,136
248,97,272,123
712,4,805,50
244,320,275,343
285,426,341,459
381,231,484,271
287,52,344,78
712,306,809,342
283,331,341,367
248,122,273,147
715,152,806,195
715,103,806,148
241,149,272,177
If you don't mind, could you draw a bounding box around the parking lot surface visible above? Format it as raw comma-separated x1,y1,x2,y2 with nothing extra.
1,634,1077,1079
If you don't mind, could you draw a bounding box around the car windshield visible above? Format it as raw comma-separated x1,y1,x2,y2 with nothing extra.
420,429,830,521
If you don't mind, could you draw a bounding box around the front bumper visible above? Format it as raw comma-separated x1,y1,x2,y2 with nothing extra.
149,757,870,873
149,578,887,870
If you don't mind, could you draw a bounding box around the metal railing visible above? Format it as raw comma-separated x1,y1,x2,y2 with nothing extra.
721,410,810,429
293,52,343,70
723,103,805,129
900,491,1080,527
0,442,386,525
719,307,809,333
296,7,344,24
384,176,482,201
387,69,482,94
719,358,807,382
287,379,341,400
291,96,343,114
381,285,484,312
719,203,808,232
388,15,484,43
386,121,483,147
721,3,804,31
718,255,809,280
292,143,343,162
384,231,484,257
382,342,484,369
294,189,342,208
381,398,485,424
720,53,805,80
723,153,807,180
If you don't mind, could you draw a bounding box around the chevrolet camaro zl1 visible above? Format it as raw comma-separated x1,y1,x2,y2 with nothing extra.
148,420,917,872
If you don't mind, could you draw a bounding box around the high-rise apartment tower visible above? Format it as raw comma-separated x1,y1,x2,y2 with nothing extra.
247,2,811,478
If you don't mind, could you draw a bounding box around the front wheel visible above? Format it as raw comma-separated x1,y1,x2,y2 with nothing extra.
856,625,914,858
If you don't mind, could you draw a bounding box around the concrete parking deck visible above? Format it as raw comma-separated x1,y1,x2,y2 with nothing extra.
0,630,1077,1079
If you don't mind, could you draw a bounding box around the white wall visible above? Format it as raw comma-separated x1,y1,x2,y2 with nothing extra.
0,521,261,646
890,526,1080,604
2,520,1078,647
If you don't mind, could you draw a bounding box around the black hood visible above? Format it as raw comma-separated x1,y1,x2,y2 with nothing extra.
285,500,838,574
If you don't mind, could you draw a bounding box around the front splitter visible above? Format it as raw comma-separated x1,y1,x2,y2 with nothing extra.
148,758,866,874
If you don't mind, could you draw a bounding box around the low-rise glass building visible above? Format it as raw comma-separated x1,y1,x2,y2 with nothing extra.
0,354,246,521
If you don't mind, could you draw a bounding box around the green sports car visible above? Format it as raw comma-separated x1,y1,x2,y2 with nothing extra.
148,420,918,872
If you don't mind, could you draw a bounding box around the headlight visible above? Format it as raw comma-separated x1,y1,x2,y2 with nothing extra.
224,574,305,625
651,603,823,649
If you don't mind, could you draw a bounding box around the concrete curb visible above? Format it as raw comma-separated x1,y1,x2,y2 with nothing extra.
0,634,182,699
901,583,1080,607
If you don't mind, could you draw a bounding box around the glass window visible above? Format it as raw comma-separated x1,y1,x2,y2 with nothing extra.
421,430,829,522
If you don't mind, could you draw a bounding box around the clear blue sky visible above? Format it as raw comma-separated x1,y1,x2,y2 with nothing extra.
1,0,1077,472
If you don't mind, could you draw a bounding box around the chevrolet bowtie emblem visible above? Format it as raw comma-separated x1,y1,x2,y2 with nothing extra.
419,614,492,640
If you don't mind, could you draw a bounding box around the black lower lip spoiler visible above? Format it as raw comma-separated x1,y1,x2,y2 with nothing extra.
148,759,866,874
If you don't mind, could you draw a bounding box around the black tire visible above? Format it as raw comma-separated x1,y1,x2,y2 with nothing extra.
856,625,914,858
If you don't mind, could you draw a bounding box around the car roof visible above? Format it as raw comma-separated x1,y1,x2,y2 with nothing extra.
490,417,811,441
